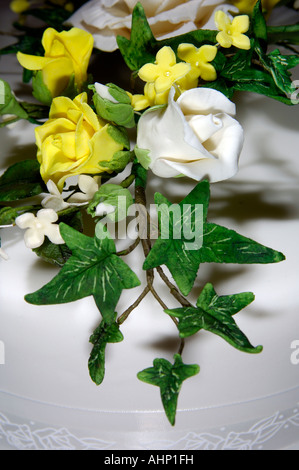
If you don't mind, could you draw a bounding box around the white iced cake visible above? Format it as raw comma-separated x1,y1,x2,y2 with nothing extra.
0,0,299,450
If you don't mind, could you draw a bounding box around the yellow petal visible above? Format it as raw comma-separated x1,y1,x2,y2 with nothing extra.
156,46,176,67
199,63,217,81
42,28,59,55
17,51,49,71
41,57,74,96
85,126,123,173
49,95,78,119
154,75,174,94
198,45,217,63
138,63,160,83
177,43,198,63
232,33,251,50
35,118,76,161
130,94,151,111
216,31,233,48
215,11,230,31
232,15,250,34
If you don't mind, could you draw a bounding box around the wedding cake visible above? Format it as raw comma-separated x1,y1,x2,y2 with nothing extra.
0,0,298,450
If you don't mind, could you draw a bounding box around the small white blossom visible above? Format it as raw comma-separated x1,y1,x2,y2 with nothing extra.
41,180,70,212
68,175,100,204
15,209,64,249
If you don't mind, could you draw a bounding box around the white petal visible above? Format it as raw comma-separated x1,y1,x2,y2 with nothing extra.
94,83,118,103
137,88,211,171
24,228,45,249
46,179,61,196
163,114,243,182
68,0,228,52
77,174,99,196
177,87,236,116
36,208,59,223
41,194,70,211
15,212,36,229
44,225,65,245
187,114,223,143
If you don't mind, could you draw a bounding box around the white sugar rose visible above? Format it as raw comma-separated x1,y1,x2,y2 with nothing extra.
68,0,234,52
135,87,244,183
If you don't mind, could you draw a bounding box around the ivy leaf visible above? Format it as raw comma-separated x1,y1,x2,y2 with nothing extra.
166,283,262,353
25,223,141,322
116,2,157,71
143,181,285,296
250,0,267,45
0,160,46,201
89,314,124,385
267,24,299,46
117,2,217,71
137,354,199,426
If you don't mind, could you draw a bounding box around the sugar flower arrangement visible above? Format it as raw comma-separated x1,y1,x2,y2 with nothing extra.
0,0,298,425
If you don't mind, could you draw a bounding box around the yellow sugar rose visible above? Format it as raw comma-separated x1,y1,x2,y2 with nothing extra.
35,93,126,191
17,27,94,99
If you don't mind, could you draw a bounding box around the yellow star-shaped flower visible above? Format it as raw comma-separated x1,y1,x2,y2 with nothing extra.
129,82,169,111
138,46,191,94
177,43,218,82
215,11,251,50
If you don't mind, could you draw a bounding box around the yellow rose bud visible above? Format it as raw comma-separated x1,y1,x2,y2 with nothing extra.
17,27,94,98
35,93,125,191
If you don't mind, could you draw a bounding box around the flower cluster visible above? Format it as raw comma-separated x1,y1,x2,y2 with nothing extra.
130,10,250,111
5,7,253,250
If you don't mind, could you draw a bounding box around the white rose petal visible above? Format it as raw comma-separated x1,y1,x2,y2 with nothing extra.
136,87,244,183
67,0,235,52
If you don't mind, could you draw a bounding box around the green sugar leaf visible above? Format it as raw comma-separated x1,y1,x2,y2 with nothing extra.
143,180,285,296
166,283,262,353
137,354,199,426
0,79,28,120
117,2,217,71
25,223,141,322
0,160,46,201
89,315,124,385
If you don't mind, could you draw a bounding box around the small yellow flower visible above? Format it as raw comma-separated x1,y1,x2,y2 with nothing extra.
130,82,169,111
175,75,199,96
10,0,30,14
177,44,217,82
215,11,251,50
138,46,191,94
35,93,125,191
17,27,94,98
